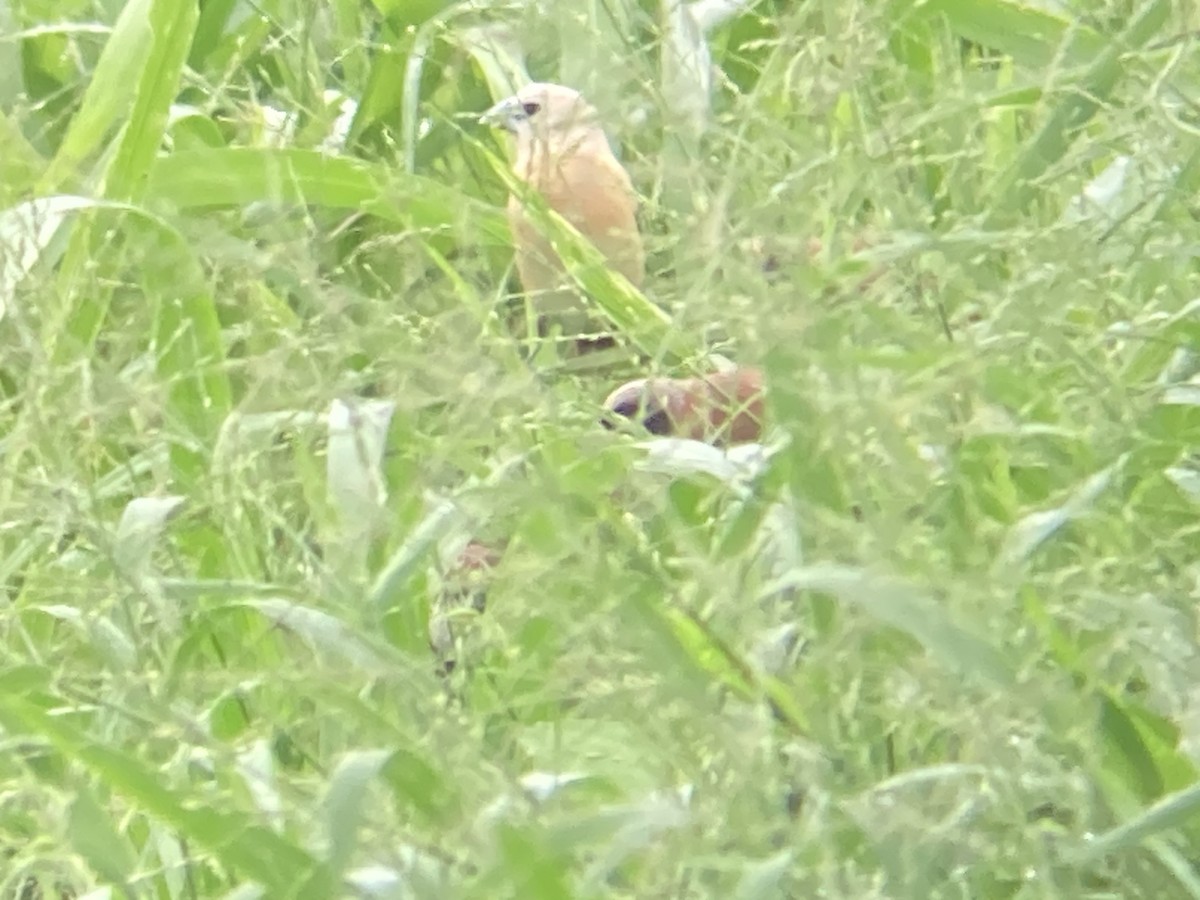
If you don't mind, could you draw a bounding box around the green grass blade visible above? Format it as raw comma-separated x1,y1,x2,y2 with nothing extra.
915,0,1104,69
0,111,41,202
38,0,155,191
983,0,1172,222
761,565,1014,687
1072,781,1200,865
0,681,332,892
144,147,508,242
479,148,699,363
102,0,197,201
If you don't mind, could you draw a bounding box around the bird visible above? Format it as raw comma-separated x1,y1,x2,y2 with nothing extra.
480,82,644,356
601,366,767,446
428,539,506,676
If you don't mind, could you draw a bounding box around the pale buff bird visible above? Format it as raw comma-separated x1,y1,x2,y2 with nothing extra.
480,82,644,354
601,367,767,447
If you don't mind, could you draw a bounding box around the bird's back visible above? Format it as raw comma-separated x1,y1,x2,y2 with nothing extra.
509,136,644,304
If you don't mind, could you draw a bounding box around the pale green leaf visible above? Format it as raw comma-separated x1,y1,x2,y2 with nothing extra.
760,565,1013,686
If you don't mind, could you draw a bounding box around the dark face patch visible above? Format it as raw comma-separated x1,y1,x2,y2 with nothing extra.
601,396,671,436
641,407,672,436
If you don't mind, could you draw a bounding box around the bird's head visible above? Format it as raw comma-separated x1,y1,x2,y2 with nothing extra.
480,82,602,143
600,378,676,437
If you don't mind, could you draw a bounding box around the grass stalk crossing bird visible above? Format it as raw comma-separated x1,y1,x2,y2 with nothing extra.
480,82,645,357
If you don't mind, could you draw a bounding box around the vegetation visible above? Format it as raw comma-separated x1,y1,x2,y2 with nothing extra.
2,0,1200,896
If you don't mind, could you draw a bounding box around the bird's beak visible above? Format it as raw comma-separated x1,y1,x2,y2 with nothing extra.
479,96,523,132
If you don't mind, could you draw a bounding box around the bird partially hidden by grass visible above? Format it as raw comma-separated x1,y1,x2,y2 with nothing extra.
480,81,644,361
429,366,768,676
600,366,767,447
438,83,766,681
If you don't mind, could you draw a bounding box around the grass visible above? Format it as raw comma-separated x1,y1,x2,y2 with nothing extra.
2,0,1200,896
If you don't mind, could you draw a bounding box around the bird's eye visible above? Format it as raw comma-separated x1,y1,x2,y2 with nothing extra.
522,101,541,116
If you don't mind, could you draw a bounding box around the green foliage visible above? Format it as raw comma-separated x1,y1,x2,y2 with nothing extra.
2,0,1200,896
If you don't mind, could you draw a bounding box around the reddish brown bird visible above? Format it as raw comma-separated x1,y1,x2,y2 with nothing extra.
480,82,644,355
601,366,766,446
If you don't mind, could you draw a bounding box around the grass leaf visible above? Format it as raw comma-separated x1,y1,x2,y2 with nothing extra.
39,0,156,191
983,0,1171,221
101,0,197,201
144,147,508,242
761,565,1014,687
0,683,332,892
1072,781,1200,865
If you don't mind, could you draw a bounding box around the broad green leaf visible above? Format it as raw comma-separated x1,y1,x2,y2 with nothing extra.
760,565,1014,687
997,454,1127,567
916,0,1104,70
1072,780,1200,865
67,785,138,885
324,749,392,874
415,21,527,174
165,104,225,150
39,0,156,191
380,748,462,827
0,665,51,694
234,598,396,672
369,0,451,25
189,0,239,69
102,0,196,201
370,494,465,613
188,0,271,76
112,495,185,577
144,147,508,243
493,825,574,899
657,605,809,734
1099,691,1198,805
35,605,137,672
